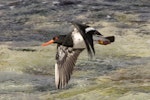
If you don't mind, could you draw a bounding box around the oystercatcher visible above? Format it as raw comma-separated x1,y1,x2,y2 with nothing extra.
42,22,115,89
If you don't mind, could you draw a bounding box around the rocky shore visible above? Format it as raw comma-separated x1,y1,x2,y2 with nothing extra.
0,0,150,100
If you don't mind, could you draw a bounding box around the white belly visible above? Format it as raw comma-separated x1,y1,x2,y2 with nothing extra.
72,28,86,49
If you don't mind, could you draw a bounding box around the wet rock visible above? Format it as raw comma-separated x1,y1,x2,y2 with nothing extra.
52,1,60,6
58,0,81,6
0,5,7,10
104,0,120,2
0,0,150,99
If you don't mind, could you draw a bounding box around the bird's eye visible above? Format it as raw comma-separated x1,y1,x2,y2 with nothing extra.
54,37,58,40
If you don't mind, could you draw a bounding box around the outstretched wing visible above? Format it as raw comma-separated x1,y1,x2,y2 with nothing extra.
55,45,84,89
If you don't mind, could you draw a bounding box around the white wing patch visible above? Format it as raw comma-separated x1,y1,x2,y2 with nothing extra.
55,63,59,88
85,27,96,33
72,28,86,49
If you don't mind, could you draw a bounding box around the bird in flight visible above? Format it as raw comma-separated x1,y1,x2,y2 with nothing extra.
42,22,115,89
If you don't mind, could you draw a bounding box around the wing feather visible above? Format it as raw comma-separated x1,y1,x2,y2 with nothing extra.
55,45,83,89
71,22,95,58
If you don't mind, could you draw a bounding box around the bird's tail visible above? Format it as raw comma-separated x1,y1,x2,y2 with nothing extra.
98,36,115,45
105,36,115,42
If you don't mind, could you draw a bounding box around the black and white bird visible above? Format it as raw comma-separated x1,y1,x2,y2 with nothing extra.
42,22,115,89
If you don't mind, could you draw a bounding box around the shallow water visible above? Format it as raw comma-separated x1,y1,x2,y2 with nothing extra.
0,0,150,99
0,44,149,99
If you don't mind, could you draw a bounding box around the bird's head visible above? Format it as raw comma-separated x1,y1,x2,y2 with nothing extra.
42,35,67,46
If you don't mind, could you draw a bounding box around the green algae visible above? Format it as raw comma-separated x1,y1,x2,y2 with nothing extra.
100,87,130,96
0,0,150,100
55,85,105,99
131,86,150,93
